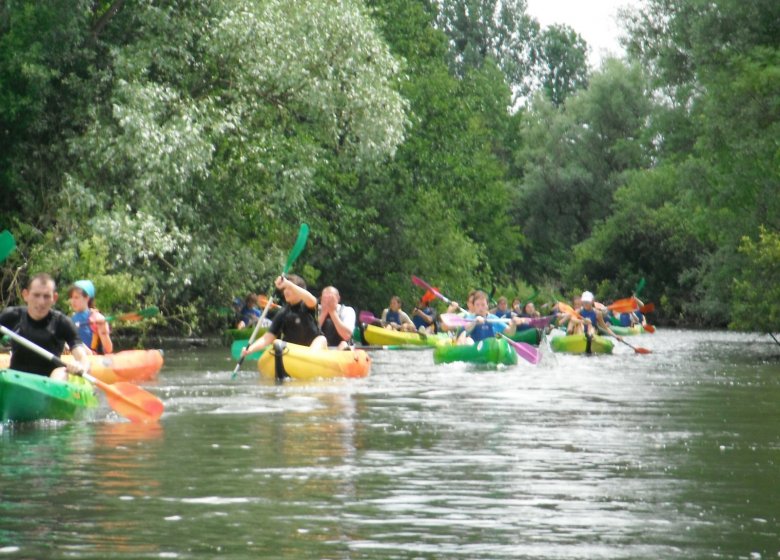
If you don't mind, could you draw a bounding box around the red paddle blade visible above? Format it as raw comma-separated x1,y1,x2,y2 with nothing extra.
104,382,164,423
89,376,164,423
633,346,652,354
643,324,656,333
257,295,280,309
640,303,655,314
608,297,639,313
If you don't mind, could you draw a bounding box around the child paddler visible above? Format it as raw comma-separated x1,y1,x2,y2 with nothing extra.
457,290,522,345
67,279,113,355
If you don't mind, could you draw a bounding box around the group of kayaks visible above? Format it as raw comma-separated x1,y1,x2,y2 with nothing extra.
0,349,164,424
0,317,652,425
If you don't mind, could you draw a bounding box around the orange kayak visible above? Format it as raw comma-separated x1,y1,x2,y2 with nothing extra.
0,349,164,384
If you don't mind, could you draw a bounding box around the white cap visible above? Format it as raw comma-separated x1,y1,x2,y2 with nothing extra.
581,291,594,303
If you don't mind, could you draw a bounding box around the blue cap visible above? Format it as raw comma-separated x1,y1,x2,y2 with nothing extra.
74,280,95,299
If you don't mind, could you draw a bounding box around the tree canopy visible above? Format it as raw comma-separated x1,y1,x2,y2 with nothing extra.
1,0,777,337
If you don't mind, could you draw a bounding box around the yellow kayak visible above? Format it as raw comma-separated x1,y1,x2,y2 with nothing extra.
257,341,371,381
362,324,449,347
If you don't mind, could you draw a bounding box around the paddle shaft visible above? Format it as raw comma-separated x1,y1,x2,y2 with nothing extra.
231,224,309,378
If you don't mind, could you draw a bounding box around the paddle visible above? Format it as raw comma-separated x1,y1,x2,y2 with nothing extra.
558,301,651,355
231,223,309,378
75,306,160,327
0,230,16,263
0,325,164,423
412,276,540,365
440,312,553,330
230,339,265,361
359,310,384,327
411,276,454,307
497,332,541,365
606,298,656,332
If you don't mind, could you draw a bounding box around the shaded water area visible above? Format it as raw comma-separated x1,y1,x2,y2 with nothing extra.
1,329,779,559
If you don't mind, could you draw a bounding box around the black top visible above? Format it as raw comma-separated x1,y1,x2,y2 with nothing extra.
268,301,320,346
0,306,83,376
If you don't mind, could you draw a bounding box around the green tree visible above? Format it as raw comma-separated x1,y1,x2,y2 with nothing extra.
535,24,589,107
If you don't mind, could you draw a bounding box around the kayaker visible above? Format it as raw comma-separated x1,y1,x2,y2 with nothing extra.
491,296,512,319
458,290,521,345
67,279,113,355
318,286,356,349
568,291,623,341
411,296,437,334
236,293,262,329
380,296,416,332
0,273,91,379
241,274,327,357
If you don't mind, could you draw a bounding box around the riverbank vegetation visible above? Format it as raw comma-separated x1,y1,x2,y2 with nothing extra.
1,0,777,335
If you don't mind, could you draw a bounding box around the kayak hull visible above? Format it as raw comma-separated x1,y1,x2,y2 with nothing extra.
258,342,371,381
549,332,614,354
609,324,646,336
363,324,447,347
0,369,98,422
433,337,518,366
0,349,164,384
508,327,542,346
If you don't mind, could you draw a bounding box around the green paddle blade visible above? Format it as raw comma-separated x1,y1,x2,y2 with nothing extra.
0,230,16,263
230,339,265,361
634,277,646,297
283,223,309,274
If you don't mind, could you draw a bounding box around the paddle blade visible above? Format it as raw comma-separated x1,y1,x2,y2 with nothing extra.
440,313,468,328
257,295,280,310
634,346,652,354
634,277,646,297
283,223,309,274
643,324,656,333
114,306,160,322
607,297,639,313
87,375,164,423
411,276,451,305
0,230,16,263
640,303,655,314
500,334,540,365
231,339,264,361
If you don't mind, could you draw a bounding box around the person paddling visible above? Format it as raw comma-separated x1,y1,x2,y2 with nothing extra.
457,290,522,345
241,274,328,358
0,273,91,380
68,279,113,355
569,291,623,341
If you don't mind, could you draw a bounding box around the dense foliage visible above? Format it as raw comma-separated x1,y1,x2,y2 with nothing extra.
1,0,777,337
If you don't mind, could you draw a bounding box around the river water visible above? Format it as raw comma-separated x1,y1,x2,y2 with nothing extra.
1,329,779,559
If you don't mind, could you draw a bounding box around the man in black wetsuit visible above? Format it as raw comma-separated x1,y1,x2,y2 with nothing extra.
0,273,91,379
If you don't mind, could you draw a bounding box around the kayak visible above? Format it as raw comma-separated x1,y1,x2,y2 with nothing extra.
0,349,164,384
609,324,647,336
548,331,614,354
433,337,518,366
257,342,371,381
363,324,450,347
507,327,542,346
0,368,98,422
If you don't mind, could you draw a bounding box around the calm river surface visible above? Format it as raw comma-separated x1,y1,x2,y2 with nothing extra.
1,329,779,559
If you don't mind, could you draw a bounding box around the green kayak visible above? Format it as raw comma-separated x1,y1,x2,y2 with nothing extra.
507,327,542,346
549,332,614,355
0,369,98,422
433,337,518,366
